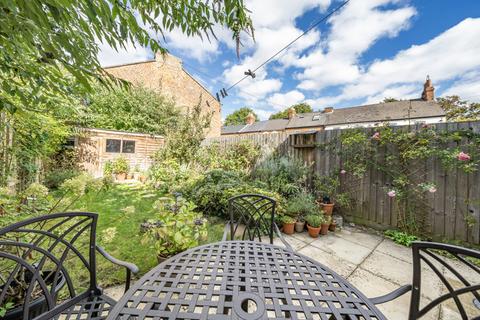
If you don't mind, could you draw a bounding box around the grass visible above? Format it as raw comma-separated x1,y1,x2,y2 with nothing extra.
70,182,225,287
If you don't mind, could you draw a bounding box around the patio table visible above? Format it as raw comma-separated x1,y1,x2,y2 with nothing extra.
107,241,386,320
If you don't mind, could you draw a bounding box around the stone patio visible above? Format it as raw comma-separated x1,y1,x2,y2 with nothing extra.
106,226,479,319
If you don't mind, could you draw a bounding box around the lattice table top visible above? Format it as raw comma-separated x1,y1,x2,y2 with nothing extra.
107,241,386,320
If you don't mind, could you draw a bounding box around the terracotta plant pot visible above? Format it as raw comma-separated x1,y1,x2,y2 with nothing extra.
320,223,329,235
295,221,305,233
139,175,147,183
329,221,337,232
116,173,126,181
307,224,321,238
320,203,335,215
282,222,295,235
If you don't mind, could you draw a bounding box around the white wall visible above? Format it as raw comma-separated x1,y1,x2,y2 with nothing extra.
324,116,446,130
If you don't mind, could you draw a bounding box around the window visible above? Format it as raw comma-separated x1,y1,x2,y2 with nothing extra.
63,138,76,149
106,139,121,153
122,140,135,153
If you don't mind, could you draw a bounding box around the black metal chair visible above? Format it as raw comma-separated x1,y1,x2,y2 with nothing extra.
370,241,480,319
0,212,138,320
222,194,292,249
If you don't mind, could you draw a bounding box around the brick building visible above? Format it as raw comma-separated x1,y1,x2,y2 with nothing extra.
104,53,221,137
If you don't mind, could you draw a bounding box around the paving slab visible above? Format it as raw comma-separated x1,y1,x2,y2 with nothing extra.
376,238,413,263
309,234,372,265
333,226,383,250
297,245,356,278
347,268,440,320
290,231,317,245
360,250,443,301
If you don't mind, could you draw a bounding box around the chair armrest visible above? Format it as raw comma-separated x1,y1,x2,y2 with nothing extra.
369,284,412,305
222,222,231,241
273,223,293,250
96,245,139,274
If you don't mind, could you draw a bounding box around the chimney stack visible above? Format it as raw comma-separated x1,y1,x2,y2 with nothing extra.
246,113,256,125
287,107,296,119
322,107,334,113
422,75,435,101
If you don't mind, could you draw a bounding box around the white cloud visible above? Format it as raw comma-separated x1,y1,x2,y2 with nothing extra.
267,90,305,110
97,41,152,67
164,28,220,62
441,69,480,102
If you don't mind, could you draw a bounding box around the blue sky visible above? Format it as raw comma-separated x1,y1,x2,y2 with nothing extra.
98,0,480,120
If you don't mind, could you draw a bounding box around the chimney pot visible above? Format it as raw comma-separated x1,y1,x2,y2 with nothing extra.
422,75,435,101
287,107,296,119
322,107,334,113
246,113,256,125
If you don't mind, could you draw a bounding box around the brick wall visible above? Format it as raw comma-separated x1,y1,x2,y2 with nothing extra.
104,53,221,137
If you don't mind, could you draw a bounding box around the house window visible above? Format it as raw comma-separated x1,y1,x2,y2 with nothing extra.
122,140,135,153
106,139,121,153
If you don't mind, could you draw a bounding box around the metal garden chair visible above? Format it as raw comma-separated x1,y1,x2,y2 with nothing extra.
222,194,292,249
0,212,138,320
370,241,480,319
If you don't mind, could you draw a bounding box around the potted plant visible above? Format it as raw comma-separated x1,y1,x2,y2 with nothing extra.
329,216,337,232
306,214,322,238
285,192,317,233
320,214,331,235
112,157,129,181
313,175,339,215
295,216,305,232
133,165,141,180
280,215,296,235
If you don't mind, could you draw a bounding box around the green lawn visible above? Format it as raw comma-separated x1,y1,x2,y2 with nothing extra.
71,183,224,287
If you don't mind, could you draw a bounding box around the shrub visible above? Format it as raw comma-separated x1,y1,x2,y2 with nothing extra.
251,156,309,197
186,169,285,219
280,215,296,224
142,197,207,259
112,157,129,174
285,192,318,218
44,168,81,190
384,230,418,247
103,160,114,176
306,214,322,228
149,158,202,193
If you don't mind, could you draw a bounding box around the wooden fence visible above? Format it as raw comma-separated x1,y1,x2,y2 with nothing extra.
205,122,480,244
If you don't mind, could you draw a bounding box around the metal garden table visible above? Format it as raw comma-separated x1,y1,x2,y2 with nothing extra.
107,241,386,320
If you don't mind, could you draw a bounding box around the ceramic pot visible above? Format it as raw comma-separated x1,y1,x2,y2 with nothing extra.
116,173,126,181
295,221,305,232
320,223,329,235
307,224,321,238
282,222,295,235
329,221,337,232
320,203,335,215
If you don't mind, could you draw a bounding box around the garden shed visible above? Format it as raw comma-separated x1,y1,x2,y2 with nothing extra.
73,128,164,177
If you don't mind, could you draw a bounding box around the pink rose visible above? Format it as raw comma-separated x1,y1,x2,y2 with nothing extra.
457,152,471,161
387,190,396,198
428,187,437,193
372,132,380,140
340,169,346,174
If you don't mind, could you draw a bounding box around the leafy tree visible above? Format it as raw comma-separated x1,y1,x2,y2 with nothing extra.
269,103,313,120
77,84,180,135
438,95,480,122
224,107,257,126
0,1,253,114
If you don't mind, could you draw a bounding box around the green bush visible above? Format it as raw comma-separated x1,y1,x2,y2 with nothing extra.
251,156,309,197
112,157,129,174
196,140,260,173
103,161,114,176
285,192,318,218
186,169,285,219
44,168,81,189
305,214,322,228
142,197,207,259
384,230,418,247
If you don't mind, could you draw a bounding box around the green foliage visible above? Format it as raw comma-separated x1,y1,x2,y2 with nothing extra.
104,161,114,176
186,169,285,219
313,174,340,200
44,148,82,189
156,102,212,164
251,156,309,197
196,140,260,173
0,0,253,114
385,230,418,247
77,85,180,135
112,157,129,175
142,197,207,258
438,95,480,122
280,215,296,224
306,214,323,228
269,103,313,119
0,302,14,317
224,107,257,126
382,97,399,103
285,192,318,217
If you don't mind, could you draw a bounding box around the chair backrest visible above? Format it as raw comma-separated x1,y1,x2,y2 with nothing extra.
228,194,276,244
0,212,99,319
409,241,480,319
